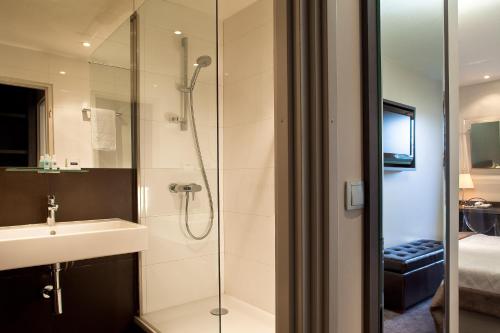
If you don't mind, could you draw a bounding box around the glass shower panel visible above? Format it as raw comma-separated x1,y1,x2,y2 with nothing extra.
137,0,220,332
89,18,133,168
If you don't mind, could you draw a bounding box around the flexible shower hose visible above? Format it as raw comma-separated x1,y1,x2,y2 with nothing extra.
184,89,214,240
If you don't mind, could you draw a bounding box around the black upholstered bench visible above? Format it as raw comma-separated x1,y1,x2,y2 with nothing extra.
384,240,444,312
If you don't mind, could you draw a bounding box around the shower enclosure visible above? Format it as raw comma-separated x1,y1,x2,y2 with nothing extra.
136,0,221,331
92,0,276,331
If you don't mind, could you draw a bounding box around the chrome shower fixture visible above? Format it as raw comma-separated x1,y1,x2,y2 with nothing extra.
189,55,212,91
170,37,214,240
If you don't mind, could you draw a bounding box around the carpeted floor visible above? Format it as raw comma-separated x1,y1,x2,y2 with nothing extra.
384,299,436,333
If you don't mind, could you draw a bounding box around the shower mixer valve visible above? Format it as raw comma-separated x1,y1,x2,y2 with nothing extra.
169,183,203,199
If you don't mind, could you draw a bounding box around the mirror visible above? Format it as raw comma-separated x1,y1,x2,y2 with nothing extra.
380,0,446,332
465,118,500,169
0,1,136,168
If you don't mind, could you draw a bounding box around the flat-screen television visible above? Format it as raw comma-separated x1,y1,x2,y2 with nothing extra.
383,99,416,169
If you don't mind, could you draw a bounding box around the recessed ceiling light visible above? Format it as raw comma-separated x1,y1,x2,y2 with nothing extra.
174,30,182,35
59,71,66,75
82,42,91,48
484,75,491,80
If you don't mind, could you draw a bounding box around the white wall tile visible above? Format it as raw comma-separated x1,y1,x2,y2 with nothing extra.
224,212,274,266
223,21,273,84
223,119,274,170
143,168,218,218
225,253,275,314
223,70,274,127
144,214,219,266
223,168,274,217
146,255,220,312
140,120,218,170
223,0,273,44
222,0,275,314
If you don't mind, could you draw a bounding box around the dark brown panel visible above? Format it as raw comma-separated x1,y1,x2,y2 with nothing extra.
274,0,294,332
53,255,138,333
48,169,135,222
0,265,53,333
0,170,49,226
0,168,135,227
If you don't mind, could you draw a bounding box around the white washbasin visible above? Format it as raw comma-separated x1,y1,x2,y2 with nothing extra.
0,219,148,271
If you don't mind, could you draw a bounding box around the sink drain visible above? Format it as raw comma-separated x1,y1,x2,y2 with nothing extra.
210,308,229,316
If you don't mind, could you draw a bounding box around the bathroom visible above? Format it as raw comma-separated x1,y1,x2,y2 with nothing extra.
0,0,275,332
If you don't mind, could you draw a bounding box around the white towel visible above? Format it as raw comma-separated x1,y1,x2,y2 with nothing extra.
91,108,116,151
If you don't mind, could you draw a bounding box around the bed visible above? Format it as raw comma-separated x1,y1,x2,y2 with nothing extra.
431,234,500,332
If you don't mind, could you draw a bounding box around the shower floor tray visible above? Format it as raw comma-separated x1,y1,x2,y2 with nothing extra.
141,295,274,333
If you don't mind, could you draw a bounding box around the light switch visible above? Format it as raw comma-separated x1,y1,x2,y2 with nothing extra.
345,180,364,210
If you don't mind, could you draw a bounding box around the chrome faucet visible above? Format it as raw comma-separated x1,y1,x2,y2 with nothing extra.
47,195,59,226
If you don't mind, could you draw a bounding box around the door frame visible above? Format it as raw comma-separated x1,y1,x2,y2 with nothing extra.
275,0,331,332
361,0,452,332
0,76,54,157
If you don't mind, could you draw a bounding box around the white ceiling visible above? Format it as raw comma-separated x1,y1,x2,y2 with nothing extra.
3,0,495,87
459,0,500,86
0,0,257,62
381,0,444,82
0,0,136,59
219,0,258,19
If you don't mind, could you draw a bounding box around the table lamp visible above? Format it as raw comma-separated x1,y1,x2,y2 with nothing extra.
459,173,474,204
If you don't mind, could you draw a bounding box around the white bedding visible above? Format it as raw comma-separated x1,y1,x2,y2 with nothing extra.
459,234,500,294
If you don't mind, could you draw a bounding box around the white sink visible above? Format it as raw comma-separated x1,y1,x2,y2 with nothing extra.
0,219,148,271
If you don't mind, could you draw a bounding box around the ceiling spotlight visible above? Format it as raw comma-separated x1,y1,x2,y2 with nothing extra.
484,75,491,80
82,42,91,47
59,71,66,75
174,30,182,35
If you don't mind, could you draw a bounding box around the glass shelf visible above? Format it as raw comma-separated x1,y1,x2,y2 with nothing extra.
5,167,88,174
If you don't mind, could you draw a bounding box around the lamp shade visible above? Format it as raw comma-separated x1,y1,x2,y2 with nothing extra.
459,173,474,189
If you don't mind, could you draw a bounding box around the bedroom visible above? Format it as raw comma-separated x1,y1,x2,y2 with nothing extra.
380,1,500,332
379,1,446,332
456,1,500,331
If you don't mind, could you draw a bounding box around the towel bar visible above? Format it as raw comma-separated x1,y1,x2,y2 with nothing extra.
82,108,122,119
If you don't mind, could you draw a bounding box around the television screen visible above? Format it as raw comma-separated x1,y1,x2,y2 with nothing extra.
383,100,415,169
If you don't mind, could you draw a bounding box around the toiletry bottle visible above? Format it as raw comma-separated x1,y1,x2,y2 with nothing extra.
39,155,45,168
44,154,51,170
51,155,58,170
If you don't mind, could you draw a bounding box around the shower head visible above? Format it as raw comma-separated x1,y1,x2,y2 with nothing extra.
196,55,212,68
189,55,212,90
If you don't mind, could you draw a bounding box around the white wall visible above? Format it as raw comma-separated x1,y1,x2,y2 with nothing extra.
328,0,364,331
222,0,275,314
137,0,219,314
460,79,500,201
382,57,444,247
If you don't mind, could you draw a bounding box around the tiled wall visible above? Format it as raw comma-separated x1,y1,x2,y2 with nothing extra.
0,43,131,168
137,0,220,314
222,0,275,314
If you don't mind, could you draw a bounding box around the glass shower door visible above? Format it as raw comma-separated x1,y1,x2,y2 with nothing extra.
136,0,220,332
